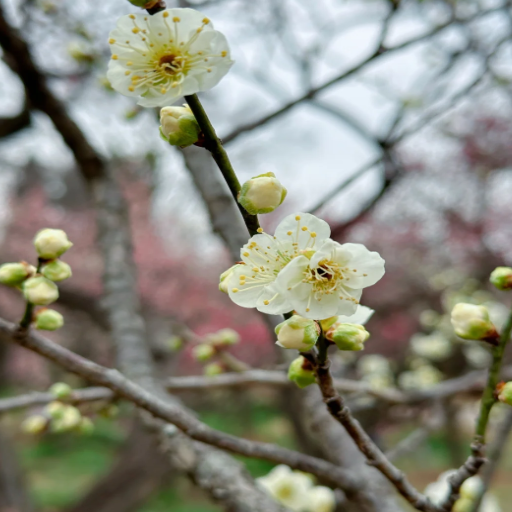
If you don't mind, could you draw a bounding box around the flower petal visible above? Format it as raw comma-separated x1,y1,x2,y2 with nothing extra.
338,305,374,325
333,243,385,289
256,284,292,315
227,264,272,308
274,213,331,251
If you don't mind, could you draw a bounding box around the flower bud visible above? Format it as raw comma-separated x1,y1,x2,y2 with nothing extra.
326,323,369,351
21,415,48,435
238,172,287,215
490,267,512,291
0,262,35,287
204,362,224,377
193,343,215,362
287,356,315,389
453,498,474,512
67,42,95,64
52,405,82,432
497,381,512,406
219,264,244,294
78,417,95,435
167,336,183,351
210,328,240,346
275,315,320,350
319,316,338,331
460,476,484,501
307,486,336,512
33,228,73,259
450,303,498,343
41,260,72,282
127,0,159,7
35,309,64,330
49,382,73,399
159,105,200,147
23,277,59,305
46,401,66,419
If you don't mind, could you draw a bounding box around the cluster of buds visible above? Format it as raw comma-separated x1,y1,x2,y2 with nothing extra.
450,303,499,345
160,105,201,148
490,266,512,291
0,229,72,331
191,328,241,376
238,172,287,215
21,382,94,436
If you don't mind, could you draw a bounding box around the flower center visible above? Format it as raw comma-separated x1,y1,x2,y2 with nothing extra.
158,53,180,74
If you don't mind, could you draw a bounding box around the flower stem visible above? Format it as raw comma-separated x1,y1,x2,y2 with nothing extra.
184,94,260,237
474,305,512,439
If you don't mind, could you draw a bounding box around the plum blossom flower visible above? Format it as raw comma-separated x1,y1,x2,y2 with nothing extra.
107,8,233,107
226,213,384,320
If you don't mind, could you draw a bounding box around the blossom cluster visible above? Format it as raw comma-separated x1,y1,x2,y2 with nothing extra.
257,465,335,512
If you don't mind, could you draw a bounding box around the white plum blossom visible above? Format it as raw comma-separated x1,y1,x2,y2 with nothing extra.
256,465,313,511
107,8,233,107
226,213,384,320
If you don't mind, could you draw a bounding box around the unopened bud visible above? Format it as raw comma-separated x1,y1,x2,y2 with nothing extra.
219,264,242,293
453,498,473,512
33,229,73,259
238,172,287,215
287,356,315,389
210,328,240,346
41,260,72,282
0,262,35,286
450,303,498,343
319,316,338,331
127,0,159,7
167,336,183,351
193,343,215,362
275,315,320,350
159,105,200,147
326,323,369,351
67,42,95,64
78,417,95,435
35,309,64,330
46,401,66,419
49,382,73,399
460,476,484,501
497,381,512,406
52,406,82,432
23,277,59,306
22,415,48,435
204,362,224,376
490,267,512,291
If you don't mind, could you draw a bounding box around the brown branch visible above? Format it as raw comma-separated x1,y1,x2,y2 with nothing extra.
0,103,30,139
0,317,361,495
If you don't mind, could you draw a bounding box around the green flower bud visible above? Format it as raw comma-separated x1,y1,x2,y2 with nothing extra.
41,260,72,282
453,498,473,512
0,262,35,287
35,309,64,330
238,172,287,215
210,328,240,346
23,277,59,305
460,476,484,501
450,303,498,342
21,415,48,435
78,417,95,435
287,356,315,389
33,228,73,259
204,362,224,377
193,343,215,362
51,405,82,432
326,323,369,351
127,0,158,7
219,264,242,293
159,105,200,147
49,382,73,399
319,316,338,331
497,381,512,406
46,401,66,419
167,336,183,351
490,267,512,291
275,315,320,350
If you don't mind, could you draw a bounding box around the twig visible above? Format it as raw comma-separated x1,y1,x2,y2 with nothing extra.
185,94,260,237
305,335,438,512
0,387,113,414
0,317,361,493
439,305,512,511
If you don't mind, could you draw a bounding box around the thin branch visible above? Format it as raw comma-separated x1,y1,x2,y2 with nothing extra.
185,93,260,237
0,317,361,494
0,387,113,414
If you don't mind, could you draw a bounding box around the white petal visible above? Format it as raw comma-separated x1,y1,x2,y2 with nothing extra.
333,243,385,289
149,8,211,46
274,213,331,250
309,239,339,268
337,305,374,325
275,255,310,293
227,264,271,308
256,284,293,315
292,292,340,320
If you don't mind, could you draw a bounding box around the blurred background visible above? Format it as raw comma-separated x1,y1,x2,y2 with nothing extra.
1,0,512,510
